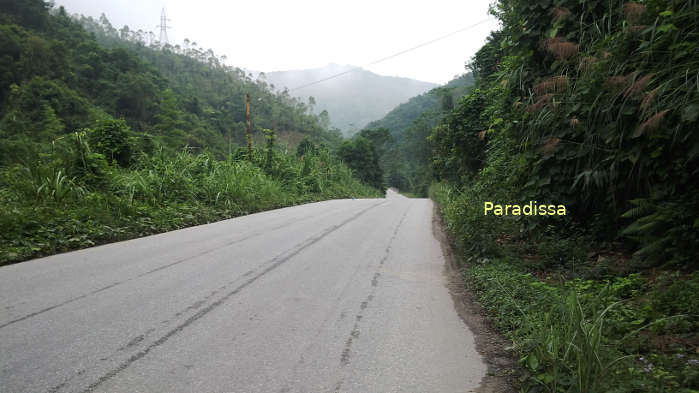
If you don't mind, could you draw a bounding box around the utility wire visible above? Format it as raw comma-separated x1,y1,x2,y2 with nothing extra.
289,18,496,92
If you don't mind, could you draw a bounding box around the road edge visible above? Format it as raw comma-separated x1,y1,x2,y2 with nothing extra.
0,196,385,268
431,201,518,393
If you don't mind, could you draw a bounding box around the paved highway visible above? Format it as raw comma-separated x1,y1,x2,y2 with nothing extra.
0,190,486,393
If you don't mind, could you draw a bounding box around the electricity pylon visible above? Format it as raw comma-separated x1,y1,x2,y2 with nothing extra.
157,8,170,45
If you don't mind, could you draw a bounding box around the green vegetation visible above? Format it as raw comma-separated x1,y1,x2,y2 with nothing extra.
0,0,381,265
432,183,697,392
462,257,699,393
365,73,474,136
0,0,343,165
336,128,388,190
361,73,475,196
423,0,699,391
0,126,380,265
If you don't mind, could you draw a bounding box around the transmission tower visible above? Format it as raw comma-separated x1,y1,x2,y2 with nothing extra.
157,8,171,45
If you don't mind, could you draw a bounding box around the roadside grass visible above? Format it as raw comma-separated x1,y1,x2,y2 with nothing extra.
0,136,381,265
430,182,699,393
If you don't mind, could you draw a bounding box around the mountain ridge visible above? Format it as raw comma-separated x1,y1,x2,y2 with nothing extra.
265,64,437,135
365,72,475,136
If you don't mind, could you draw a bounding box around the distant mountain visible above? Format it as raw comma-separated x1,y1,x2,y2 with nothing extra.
265,64,437,135
362,73,475,196
365,73,475,136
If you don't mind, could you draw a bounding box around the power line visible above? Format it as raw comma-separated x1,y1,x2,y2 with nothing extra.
289,18,496,92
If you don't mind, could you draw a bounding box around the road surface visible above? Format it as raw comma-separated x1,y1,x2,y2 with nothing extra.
0,190,486,393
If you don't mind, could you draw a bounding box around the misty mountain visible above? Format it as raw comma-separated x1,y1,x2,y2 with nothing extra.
264,64,437,135
360,73,475,196
365,73,475,136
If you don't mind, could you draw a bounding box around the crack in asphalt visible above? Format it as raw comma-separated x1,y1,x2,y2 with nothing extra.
75,201,386,393
0,208,344,330
0,282,121,330
334,205,410,392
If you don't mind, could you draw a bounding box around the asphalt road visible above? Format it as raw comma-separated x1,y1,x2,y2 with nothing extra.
0,190,486,393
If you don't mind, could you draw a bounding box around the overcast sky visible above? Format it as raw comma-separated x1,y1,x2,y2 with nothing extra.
55,0,500,85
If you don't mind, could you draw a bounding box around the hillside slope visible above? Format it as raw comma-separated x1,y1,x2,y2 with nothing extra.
366,73,474,136
266,64,437,135
0,0,381,265
354,73,475,195
0,1,341,163
426,1,699,391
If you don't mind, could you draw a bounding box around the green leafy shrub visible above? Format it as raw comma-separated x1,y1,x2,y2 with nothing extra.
87,118,133,167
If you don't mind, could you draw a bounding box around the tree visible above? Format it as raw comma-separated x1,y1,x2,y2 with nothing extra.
0,0,49,28
318,110,331,129
358,128,392,156
308,96,315,114
337,136,384,190
429,88,487,184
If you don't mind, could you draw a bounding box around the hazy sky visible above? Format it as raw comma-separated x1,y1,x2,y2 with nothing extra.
55,0,500,85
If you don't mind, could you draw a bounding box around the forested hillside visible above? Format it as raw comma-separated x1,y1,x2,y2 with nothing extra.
359,73,475,195
266,64,437,135
0,0,381,265
365,73,475,136
420,0,698,391
0,2,342,164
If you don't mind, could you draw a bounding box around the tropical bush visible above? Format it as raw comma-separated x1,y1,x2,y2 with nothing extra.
428,0,699,391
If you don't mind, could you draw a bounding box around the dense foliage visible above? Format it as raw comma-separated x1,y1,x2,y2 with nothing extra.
336,128,387,190
365,73,474,135
434,0,699,266
0,0,343,165
361,74,475,195
426,0,698,391
0,127,380,265
0,0,382,265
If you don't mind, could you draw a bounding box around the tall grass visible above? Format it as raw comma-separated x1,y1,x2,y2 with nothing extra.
0,144,381,265
465,259,697,393
432,183,698,392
